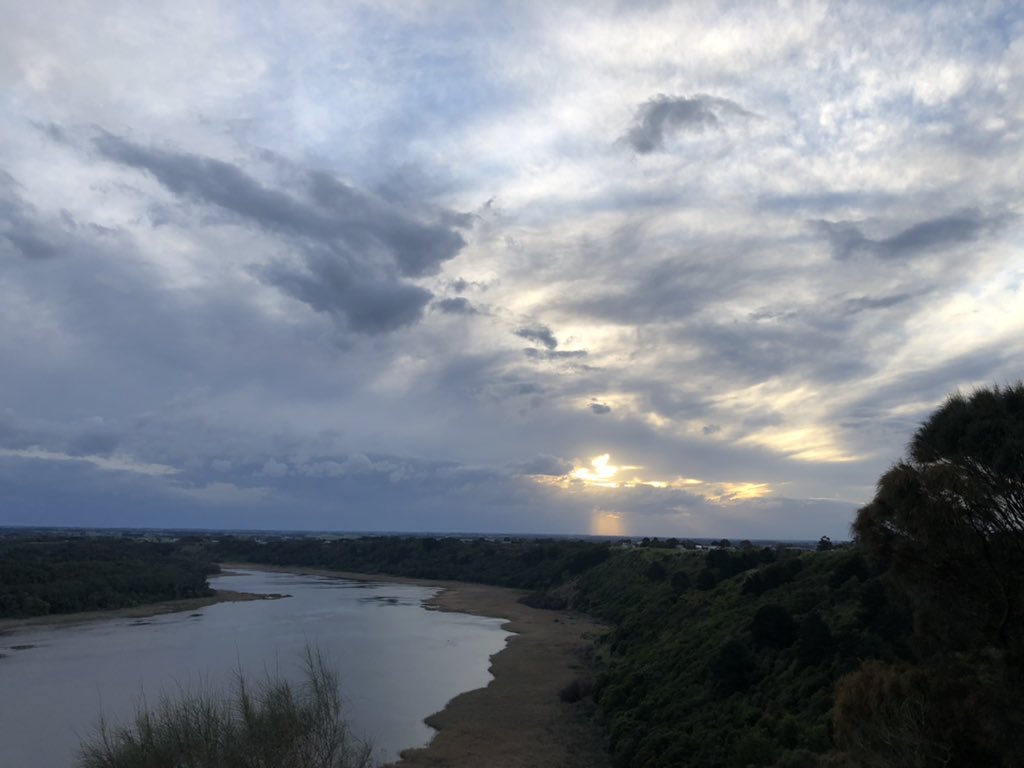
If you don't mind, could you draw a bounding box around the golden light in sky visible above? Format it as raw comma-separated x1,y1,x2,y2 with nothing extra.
528,452,773,506
570,453,636,487
591,510,625,536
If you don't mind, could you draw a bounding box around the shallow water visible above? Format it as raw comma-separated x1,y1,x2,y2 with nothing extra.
0,569,509,767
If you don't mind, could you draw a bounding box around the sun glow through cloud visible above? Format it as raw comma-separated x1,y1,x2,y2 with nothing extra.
536,453,774,506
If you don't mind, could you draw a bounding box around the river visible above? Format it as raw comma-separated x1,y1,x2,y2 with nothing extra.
0,568,510,767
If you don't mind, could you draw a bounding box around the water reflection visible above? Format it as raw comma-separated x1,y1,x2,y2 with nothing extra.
0,569,509,767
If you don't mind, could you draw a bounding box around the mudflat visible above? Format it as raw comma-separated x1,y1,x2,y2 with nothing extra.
0,589,283,636
394,582,610,768
222,563,611,768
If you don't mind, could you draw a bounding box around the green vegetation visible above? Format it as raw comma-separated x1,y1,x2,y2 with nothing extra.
78,647,373,768
0,534,218,618
212,534,612,594
834,383,1024,766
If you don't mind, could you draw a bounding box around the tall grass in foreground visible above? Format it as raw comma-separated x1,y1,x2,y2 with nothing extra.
78,647,375,768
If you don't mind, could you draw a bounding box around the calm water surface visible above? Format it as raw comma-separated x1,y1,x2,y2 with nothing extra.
0,569,510,767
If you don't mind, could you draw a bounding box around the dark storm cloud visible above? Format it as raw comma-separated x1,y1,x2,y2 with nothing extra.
816,209,1008,260
92,132,467,334
434,296,480,315
590,402,612,415
624,94,753,153
514,324,559,349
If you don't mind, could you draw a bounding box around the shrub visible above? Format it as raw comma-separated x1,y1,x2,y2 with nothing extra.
751,605,798,650
77,647,374,768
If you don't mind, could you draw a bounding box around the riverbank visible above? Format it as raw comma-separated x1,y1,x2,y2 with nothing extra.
220,563,611,768
0,589,284,636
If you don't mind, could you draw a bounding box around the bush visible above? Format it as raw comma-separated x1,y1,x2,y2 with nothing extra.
751,605,798,650
77,648,374,768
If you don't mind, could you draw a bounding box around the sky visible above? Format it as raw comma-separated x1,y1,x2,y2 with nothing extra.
1,1,1021,540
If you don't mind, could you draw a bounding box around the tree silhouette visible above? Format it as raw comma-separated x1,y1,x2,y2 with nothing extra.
853,383,1024,653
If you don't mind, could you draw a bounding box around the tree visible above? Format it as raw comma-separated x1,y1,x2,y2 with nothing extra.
853,383,1024,653
750,605,798,650
816,535,833,551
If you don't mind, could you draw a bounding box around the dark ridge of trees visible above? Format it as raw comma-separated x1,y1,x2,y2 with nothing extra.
209,535,613,591
0,535,217,618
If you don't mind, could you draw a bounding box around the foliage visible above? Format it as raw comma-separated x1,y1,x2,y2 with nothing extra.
77,648,373,768
210,534,612,591
838,383,1024,766
853,383,1024,653
750,605,798,650
0,534,216,618
567,546,907,768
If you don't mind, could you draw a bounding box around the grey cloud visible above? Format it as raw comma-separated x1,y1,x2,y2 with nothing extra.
843,292,917,314
702,424,721,435
523,348,588,361
515,324,558,349
434,297,479,315
567,252,745,325
259,250,432,334
92,132,466,334
297,454,374,477
517,454,573,476
816,209,1007,260
590,402,612,415
66,428,120,457
0,176,75,260
260,458,289,477
669,314,871,391
625,94,753,153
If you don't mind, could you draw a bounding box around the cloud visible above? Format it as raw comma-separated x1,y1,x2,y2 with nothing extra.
298,454,375,477
816,209,1008,260
515,324,559,349
590,401,612,415
91,131,467,334
170,481,271,505
434,296,480,315
517,453,573,476
523,348,588,360
258,252,433,334
0,175,79,260
260,458,289,477
0,447,178,476
702,424,721,435
624,94,753,153
842,293,918,314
